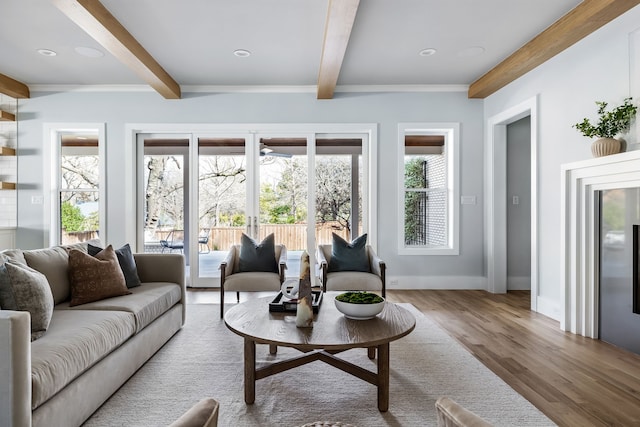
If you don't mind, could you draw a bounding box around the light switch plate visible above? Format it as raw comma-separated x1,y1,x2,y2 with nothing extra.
460,196,477,205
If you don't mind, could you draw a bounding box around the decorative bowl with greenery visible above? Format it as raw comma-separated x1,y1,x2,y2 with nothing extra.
573,97,637,139
334,291,385,320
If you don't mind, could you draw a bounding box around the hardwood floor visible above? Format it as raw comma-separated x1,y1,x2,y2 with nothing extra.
189,288,640,426
389,290,640,427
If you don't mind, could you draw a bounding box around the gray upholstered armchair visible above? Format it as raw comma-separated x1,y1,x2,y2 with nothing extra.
316,244,386,297
219,243,287,318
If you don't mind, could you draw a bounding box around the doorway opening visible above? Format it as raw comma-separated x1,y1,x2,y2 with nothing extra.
486,97,538,311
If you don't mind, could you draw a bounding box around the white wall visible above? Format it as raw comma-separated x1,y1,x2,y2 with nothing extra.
484,6,640,320
16,91,484,287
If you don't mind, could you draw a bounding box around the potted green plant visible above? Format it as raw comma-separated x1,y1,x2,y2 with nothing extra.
573,97,637,157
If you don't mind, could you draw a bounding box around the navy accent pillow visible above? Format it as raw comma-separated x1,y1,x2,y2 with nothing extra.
239,233,279,273
88,243,142,289
328,233,370,272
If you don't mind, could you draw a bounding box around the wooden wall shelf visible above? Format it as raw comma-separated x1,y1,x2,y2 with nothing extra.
0,182,16,190
0,110,15,122
0,147,16,156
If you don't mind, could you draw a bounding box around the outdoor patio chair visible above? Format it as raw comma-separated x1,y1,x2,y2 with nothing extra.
198,228,211,253
219,233,287,318
160,229,184,253
317,233,386,297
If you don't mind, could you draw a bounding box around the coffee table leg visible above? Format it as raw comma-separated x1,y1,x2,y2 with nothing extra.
244,338,256,404
377,343,390,412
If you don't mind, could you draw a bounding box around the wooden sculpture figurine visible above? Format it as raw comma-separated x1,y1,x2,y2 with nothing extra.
296,251,313,328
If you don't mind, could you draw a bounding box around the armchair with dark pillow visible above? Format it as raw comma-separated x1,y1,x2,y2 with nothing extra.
317,233,386,297
219,233,287,318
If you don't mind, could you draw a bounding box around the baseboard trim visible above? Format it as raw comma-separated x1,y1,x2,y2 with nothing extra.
387,276,487,290
507,276,531,290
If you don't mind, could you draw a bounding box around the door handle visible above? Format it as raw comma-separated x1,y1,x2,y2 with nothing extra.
246,216,251,235
254,216,258,236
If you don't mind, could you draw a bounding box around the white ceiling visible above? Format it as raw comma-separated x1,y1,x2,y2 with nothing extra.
1,0,582,90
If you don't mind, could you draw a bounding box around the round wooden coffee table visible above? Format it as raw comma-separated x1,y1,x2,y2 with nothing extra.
224,292,416,412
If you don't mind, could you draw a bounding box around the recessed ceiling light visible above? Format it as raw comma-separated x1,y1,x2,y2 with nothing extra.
233,49,251,58
457,46,485,57
37,49,57,57
74,46,105,58
419,48,437,57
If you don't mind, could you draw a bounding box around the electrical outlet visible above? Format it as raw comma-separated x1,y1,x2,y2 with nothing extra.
390,280,398,287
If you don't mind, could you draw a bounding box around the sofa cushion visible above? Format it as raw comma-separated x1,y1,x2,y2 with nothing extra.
23,247,73,305
0,260,54,341
68,246,131,307
88,243,141,289
57,282,182,333
239,233,278,273
30,309,136,410
0,248,27,265
223,271,282,292
324,271,382,292
20,241,101,305
328,233,370,272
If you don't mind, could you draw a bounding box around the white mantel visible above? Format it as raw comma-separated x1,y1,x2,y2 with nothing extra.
561,149,640,337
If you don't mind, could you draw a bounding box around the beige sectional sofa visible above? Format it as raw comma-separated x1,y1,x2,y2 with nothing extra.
0,241,186,427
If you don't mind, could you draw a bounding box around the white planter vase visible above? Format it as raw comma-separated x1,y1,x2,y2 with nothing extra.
591,137,622,157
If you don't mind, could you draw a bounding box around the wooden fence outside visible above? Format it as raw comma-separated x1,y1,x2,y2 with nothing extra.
203,224,350,250
152,224,349,251
64,224,352,251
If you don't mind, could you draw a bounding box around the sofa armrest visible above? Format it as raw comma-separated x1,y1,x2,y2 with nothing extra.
367,246,385,277
277,244,288,284
219,247,237,288
435,396,493,427
316,246,329,292
367,246,386,297
0,310,31,427
134,253,185,299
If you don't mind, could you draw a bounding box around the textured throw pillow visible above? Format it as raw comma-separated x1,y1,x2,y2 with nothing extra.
238,233,279,273
0,260,54,341
68,245,131,307
88,243,141,288
328,232,370,272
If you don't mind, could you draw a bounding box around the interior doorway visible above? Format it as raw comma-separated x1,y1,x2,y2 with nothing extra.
486,97,538,311
506,116,532,290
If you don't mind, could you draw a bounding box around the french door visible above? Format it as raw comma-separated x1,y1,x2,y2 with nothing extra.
136,126,373,288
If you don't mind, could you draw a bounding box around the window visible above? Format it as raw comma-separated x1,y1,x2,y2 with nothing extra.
398,123,459,255
59,134,101,244
44,124,105,246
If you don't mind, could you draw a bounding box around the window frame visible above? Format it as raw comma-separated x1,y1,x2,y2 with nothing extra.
397,123,459,255
44,123,106,247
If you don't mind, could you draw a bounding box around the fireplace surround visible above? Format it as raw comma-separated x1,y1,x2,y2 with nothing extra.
561,149,640,338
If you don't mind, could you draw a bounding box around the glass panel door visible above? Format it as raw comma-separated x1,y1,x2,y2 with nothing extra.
314,136,363,245
194,136,248,284
256,136,309,278
138,135,190,260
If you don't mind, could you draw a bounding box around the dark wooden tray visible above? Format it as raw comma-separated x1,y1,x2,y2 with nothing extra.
269,290,323,313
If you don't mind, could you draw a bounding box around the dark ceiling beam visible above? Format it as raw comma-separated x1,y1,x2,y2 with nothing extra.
53,0,181,99
0,73,30,99
468,0,640,99
317,0,360,99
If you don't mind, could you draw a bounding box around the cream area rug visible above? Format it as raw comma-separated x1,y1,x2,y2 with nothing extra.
83,304,555,427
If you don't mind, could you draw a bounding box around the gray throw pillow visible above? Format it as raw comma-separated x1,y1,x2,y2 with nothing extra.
239,233,279,273
328,232,370,272
0,260,54,341
88,243,141,288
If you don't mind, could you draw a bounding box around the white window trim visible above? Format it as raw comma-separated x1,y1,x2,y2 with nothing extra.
397,122,459,255
43,123,106,247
